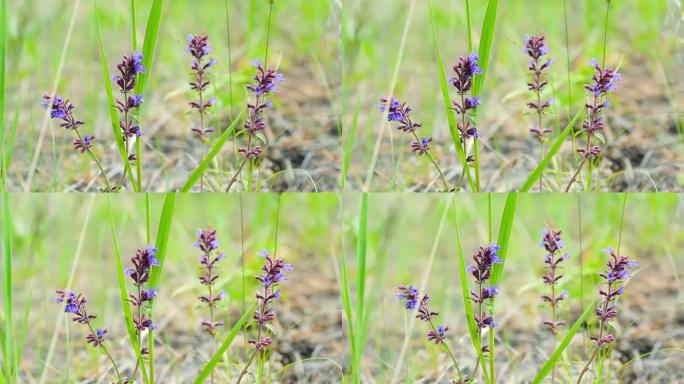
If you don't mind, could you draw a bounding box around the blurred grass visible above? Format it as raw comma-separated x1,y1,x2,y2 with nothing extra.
343,0,683,191
3,0,340,191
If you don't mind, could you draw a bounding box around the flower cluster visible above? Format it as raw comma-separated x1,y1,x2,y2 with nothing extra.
450,54,482,151
524,34,554,141
250,250,292,350
239,60,284,160
578,60,621,160
467,244,501,330
113,53,146,144
539,228,569,334
379,97,432,156
187,34,217,140
54,289,106,347
125,245,160,347
196,228,226,336
397,285,450,345
591,246,637,347
42,94,113,191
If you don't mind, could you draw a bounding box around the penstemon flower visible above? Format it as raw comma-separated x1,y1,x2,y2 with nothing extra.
379,98,450,191
187,34,217,141
41,95,113,191
578,246,636,382
54,289,124,382
226,61,283,192
125,245,159,361
539,228,569,335
467,244,501,352
566,60,621,191
396,285,467,382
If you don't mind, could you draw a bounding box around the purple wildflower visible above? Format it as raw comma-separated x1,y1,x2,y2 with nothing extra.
54,289,109,348
197,228,226,336
524,34,554,141
188,34,216,140
249,250,291,351
468,243,501,358
578,61,621,161
126,245,159,353
427,325,449,344
72,135,94,153
238,61,284,161
539,228,569,334
410,137,432,156
113,53,146,156
450,54,482,162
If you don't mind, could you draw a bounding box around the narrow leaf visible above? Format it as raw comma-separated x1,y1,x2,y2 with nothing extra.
531,302,596,384
520,110,583,192
181,107,246,192
472,0,498,97
193,303,256,384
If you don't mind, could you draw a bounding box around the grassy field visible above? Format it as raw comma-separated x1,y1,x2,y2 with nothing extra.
2,0,340,192
342,0,684,192
1,192,682,382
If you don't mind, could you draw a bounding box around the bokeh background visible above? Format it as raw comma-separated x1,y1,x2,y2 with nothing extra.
342,0,684,191
4,0,341,192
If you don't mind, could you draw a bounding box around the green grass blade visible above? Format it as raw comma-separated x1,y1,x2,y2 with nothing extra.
2,192,14,382
14,287,32,379
339,248,356,380
147,192,174,383
352,193,368,384
520,110,583,192
94,1,137,191
453,204,490,383
133,0,164,191
472,0,498,97
341,94,359,192
0,0,5,191
130,0,138,51
107,201,150,383
181,107,246,192
487,192,517,383
192,302,256,384
531,301,596,384
428,3,475,190
2,95,20,190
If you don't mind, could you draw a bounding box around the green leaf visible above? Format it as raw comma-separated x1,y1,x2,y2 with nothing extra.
472,0,498,97
192,302,256,384
94,2,137,191
352,193,368,384
428,3,475,191
107,201,150,383
181,107,246,192
519,110,583,192
531,302,596,384
2,192,14,382
2,95,20,190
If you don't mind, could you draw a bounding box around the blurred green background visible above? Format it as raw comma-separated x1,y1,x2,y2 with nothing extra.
342,0,683,191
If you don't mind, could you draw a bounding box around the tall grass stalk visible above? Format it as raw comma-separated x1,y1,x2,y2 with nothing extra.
389,194,454,384
2,193,14,382
352,193,368,383
364,0,416,191
25,0,80,191
0,0,5,191
133,0,164,191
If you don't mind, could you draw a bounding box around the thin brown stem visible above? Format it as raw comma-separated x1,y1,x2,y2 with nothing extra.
236,350,258,384
576,348,599,384
225,158,248,192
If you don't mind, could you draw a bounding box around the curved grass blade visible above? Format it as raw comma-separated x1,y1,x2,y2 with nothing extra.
146,192,175,382
94,2,138,191
428,3,475,190
520,110,583,192
133,0,164,191
180,107,246,192
192,302,256,384
487,192,518,383
2,192,14,382
531,301,596,384
107,201,150,383
472,0,498,97
453,203,490,383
